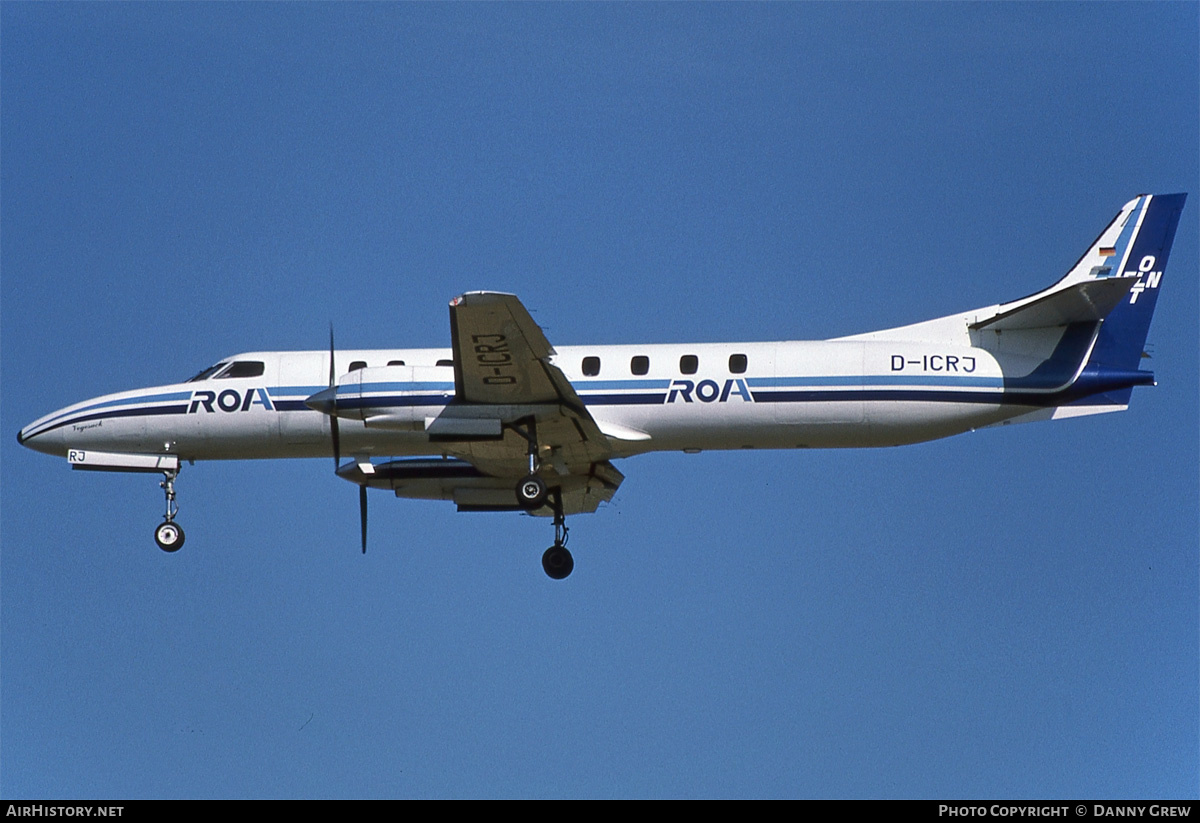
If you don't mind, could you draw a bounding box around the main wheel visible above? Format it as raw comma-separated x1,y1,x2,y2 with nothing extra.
542,545,574,579
516,475,548,509
154,521,185,552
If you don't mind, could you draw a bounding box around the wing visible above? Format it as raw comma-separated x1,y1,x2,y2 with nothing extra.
436,292,619,512
449,291,560,404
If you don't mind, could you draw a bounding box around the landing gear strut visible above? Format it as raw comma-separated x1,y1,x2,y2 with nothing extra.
154,469,185,552
541,489,573,580
511,417,548,510
507,417,573,578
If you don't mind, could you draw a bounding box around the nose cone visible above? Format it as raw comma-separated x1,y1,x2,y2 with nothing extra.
16,384,183,457
17,416,67,456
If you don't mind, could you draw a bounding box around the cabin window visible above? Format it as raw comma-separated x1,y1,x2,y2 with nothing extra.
349,361,367,372
436,359,453,367
216,361,265,379
679,354,698,375
728,354,748,374
387,360,405,367
631,355,649,376
582,356,601,376
186,362,228,382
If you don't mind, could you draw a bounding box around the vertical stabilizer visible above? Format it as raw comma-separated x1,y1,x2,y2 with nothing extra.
976,193,1186,426
1085,193,1186,373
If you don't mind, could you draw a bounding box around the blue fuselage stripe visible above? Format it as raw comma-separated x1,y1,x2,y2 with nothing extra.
28,391,193,434
29,404,190,436
28,372,1134,440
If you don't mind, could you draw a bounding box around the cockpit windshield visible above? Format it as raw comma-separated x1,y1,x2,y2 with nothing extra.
185,362,228,383
185,360,265,382
215,361,265,378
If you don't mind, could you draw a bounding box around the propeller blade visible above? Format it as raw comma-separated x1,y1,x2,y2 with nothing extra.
327,324,363,555
328,324,341,467
328,324,337,385
359,484,368,554
330,416,341,468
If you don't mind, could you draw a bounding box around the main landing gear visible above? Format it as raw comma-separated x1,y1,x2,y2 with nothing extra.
154,469,185,552
512,416,549,511
516,474,547,509
508,417,573,579
540,488,573,580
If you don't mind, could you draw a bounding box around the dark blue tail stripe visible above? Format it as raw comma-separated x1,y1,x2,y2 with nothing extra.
1088,193,1186,373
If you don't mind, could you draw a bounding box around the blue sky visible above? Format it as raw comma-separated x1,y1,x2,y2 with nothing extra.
2,3,1196,799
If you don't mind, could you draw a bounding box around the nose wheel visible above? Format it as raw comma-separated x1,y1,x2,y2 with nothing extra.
154,469,185,552
155,520,185,552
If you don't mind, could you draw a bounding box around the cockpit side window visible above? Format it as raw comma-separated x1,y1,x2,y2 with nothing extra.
186,362,228,382
215,361,265,379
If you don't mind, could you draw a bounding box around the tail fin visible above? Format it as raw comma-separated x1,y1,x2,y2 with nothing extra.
1084,193,1186,374
972,194,1187,336
971,194,1186,424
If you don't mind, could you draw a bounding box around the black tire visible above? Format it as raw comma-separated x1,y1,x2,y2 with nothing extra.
155,521,185,552
542,545,574,579
516,475,548,510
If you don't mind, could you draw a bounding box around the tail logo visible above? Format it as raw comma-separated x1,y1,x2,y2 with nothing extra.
1127,256,1162,304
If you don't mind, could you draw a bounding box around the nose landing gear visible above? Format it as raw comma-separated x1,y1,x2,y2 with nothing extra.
154,469,185,552
154,520,184,552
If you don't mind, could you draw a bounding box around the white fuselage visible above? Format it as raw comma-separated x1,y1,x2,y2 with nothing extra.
19,337,1039,463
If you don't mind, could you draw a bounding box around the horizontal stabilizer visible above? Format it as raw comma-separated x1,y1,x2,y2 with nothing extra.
983,401,1130,429
970,276,1137,330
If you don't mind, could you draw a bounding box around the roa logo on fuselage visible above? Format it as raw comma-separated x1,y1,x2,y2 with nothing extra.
666,378,753,404
188,388,274,413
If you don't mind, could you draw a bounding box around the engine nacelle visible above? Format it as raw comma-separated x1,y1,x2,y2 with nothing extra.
310,365,453,431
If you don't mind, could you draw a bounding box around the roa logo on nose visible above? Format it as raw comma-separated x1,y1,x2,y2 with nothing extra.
666,379,753,404
188,388,274,413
